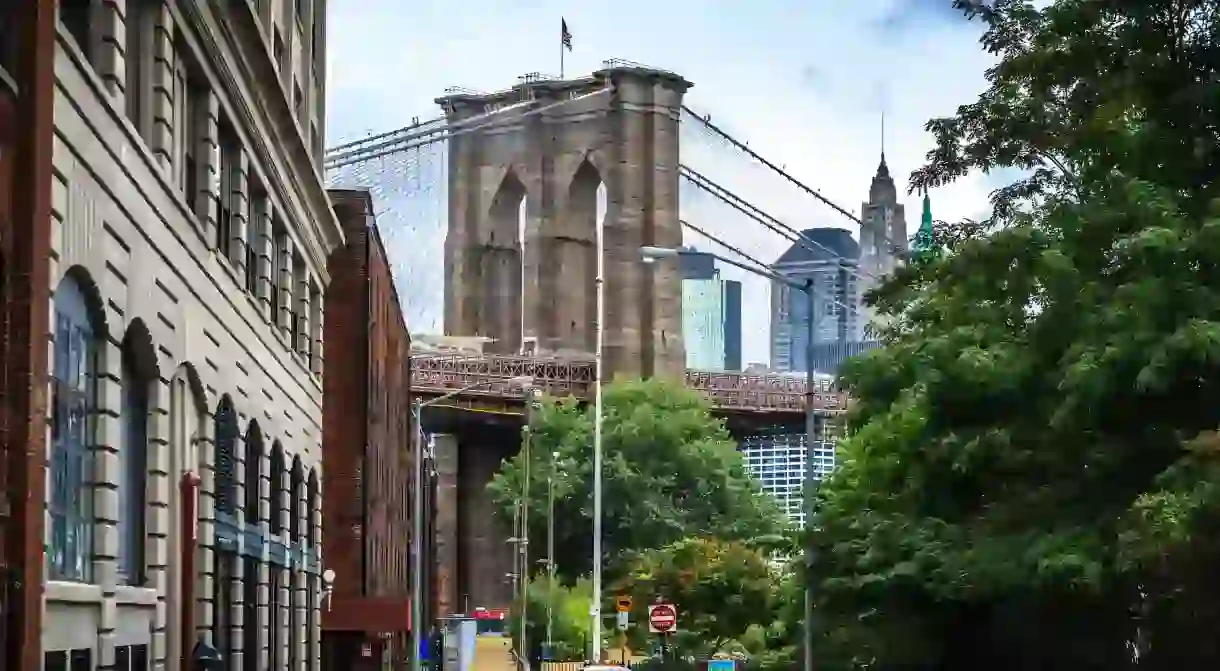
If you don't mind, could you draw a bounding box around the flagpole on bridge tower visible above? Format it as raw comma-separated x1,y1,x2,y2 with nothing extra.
560,18,572,79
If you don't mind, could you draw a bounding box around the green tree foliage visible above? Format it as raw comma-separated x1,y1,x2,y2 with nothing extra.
509,576,594,662
489,378,786,586
611,538,781,657
813,1,1220,668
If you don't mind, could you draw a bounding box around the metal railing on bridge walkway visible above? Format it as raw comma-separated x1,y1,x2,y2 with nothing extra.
410,353,847,415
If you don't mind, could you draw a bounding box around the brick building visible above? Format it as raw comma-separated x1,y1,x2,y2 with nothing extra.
322,190,414,671
34,1,341,670
1,2,57,669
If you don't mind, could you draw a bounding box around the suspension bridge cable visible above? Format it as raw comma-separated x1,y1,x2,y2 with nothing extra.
678,168,879,288
679,219,775,275
680,113,909,260
679,165,879,279
324,114,447,155
680,218,853,313
325,96,544,166
325,88,613,170
682,105,863,226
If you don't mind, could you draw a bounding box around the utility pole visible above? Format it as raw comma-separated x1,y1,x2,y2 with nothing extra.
545,450,558,657
519,425,531,668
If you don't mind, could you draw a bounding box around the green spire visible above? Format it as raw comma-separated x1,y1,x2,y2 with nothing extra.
912,189,938,262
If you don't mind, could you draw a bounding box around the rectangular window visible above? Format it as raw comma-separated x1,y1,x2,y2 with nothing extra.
309,281,321,371
289,571,298,670
0,4,17,83
217,120,239,257
246,184,266,294
242,556,259,668
173,36,203,204
294,80,304,124
269,226,283,326
306,572,318,670
273,30,285,74
124,0,151,135
59,0,93,63
214,552,233,662
291,253,305,352
269,570,283,671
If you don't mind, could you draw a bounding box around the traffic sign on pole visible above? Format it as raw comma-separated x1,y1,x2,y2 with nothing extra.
616,595,633,613
647,603,678,634
616,610,629,631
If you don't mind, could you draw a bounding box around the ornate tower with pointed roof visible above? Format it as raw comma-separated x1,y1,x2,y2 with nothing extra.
858,153,908,336
912,190,938,262
860,152,908,278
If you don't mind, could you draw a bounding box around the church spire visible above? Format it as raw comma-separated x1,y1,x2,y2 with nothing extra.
912,189,938,261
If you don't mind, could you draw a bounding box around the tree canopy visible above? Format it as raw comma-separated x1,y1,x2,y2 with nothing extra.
488,378,787,586
812,0,1220,668
611,537,781,658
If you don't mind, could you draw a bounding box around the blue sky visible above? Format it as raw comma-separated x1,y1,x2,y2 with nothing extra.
325,0,1003,365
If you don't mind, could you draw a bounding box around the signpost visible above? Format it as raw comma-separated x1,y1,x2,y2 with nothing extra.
616,610,629,631
647,603,678,634
616,595,633,613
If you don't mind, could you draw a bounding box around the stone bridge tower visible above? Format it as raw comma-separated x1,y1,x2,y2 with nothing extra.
438,65,692,380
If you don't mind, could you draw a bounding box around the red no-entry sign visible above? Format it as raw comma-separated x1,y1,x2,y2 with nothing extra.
648,603,678,634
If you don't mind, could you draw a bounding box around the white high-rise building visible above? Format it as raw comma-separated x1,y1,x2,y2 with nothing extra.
739,374,838,528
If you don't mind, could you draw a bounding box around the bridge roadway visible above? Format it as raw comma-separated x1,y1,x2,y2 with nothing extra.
412,352,846,617
410,352,848,415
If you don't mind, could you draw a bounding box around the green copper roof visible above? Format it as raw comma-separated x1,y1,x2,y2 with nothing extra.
911,190,938,261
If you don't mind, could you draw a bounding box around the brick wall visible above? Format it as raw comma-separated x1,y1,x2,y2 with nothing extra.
322,189,412,619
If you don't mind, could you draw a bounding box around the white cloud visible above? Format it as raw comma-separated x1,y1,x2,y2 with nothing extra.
324,0,1001,366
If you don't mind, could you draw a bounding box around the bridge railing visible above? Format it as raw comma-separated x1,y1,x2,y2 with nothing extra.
411,353,594,400
411,354,848,413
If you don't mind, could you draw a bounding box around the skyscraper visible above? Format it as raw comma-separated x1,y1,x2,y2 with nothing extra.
769,228,862,372
859,153,909,334
681,249,743,371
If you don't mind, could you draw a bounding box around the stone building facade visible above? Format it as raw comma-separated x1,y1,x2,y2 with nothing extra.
42,1,338,670
321,190,414,671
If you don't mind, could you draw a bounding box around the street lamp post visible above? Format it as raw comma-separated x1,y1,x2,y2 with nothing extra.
640,245,829,671
412,374,535,671
545,449,558,659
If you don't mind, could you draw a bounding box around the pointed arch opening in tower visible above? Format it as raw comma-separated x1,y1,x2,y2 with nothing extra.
547,159,601,352
480,170,525,353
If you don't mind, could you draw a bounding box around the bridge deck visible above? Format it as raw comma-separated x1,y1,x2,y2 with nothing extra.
410,353,847,415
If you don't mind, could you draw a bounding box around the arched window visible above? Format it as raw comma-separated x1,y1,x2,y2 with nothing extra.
212,395,239,662
241,422,263,668
288,456,304,671
307,469,318,548
290,456,304,544
269,442,287,671
270,442,285,535
117,329,151,584
307,469,320,671
50,274,97,582
244,423,263,522
213,396,238,515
